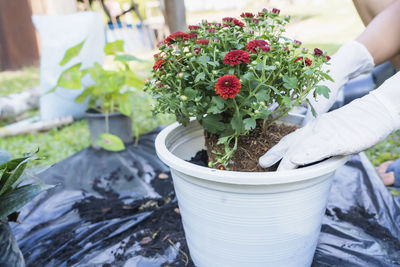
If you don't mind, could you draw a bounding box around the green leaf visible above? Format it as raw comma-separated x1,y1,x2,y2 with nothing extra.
243,118,256,131
202,115,225,134
125,72,144,89
195,72,206,83
255,90,270,102
319,71,334,82
57,63,83,89
207,61,219,67
207,105,222,114
264,65,276,71
257,107,272,120
212,96,224,109
0,183,54,219
199,54,210,66
75,86,94,103
227,69,235,75
104,40,124,55
94,133,126,152
60,40,85,66
306,99,317,117
118,94,133,116
315,85,331,99
241,72,256,82
231,110,244,134
256,62,263,71
115,54,145,62
0,155,38,196
217,136,230,145
283,75,298,90
184,87,197,98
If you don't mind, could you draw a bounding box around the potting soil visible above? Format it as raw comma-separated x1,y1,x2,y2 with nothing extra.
7,128,400,267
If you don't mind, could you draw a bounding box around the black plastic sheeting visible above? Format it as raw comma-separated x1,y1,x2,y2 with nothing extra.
7,129,400,267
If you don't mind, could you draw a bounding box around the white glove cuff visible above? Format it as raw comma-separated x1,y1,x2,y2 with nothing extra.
370,72,400,130
332,41,375,80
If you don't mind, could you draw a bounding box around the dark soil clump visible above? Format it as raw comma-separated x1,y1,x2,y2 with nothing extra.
204,120,297,171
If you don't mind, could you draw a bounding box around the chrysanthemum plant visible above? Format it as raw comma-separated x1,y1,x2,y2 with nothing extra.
145,8,332,169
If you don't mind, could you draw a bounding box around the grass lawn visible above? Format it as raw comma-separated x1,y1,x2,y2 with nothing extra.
0,66,40,96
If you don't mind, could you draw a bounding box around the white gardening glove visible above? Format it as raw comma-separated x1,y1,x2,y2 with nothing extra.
259,72,400,171
304,41,375,122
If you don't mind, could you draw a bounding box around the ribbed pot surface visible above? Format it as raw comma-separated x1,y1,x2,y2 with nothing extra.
155,119,348,267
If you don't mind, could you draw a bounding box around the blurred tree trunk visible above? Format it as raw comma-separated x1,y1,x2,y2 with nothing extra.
164,0,187,33
0,0,39,71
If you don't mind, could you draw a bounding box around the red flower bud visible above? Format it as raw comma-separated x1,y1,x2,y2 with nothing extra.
293,40,302,47
196,39,209,46
240,12,254,18
314,48,323,56
217,164,226,170
188,25,200,31
272,8,280,14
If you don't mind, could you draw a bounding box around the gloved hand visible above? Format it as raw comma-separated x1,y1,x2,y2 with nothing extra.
304,41,375,122
259,72,400,171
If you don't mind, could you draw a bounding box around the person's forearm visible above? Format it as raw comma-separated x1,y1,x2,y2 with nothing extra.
357,0,400,65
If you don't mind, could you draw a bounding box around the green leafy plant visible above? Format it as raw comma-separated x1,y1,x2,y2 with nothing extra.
54,40,145,151
145,8,332,169
0,151,53,221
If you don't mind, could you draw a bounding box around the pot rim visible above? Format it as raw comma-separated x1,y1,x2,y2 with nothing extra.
155,119,349,185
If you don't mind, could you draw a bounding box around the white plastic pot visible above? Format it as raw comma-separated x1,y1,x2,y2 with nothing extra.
155,117,348,267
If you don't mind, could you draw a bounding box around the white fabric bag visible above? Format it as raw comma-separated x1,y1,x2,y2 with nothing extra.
32,12,105,120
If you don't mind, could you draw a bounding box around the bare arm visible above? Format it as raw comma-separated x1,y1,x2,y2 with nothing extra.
357,0,400,65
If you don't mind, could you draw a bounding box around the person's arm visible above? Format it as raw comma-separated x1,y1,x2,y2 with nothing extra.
357,0,400,65
260,2,400,170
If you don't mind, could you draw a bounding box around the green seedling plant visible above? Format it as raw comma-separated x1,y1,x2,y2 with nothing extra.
54,40,145,151
0,151,53,222
145,8,332,169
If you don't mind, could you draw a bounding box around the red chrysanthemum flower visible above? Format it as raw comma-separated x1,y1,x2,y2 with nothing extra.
188,33,197,39
234,19,245,27
153,58,165,70
240,12,254,18
208,28,216,33
245,40,270,53
222,17,235,23
215,75,241,99
222,17,244,28
314,48,323,56
295,56,312,66
272,8,280,14
194,48,201,54
165,31,190,44
196,39,209,46
153,53,159,59
252,18,260,23
326,55,331,61
188,25,200,30
223,49,250,66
